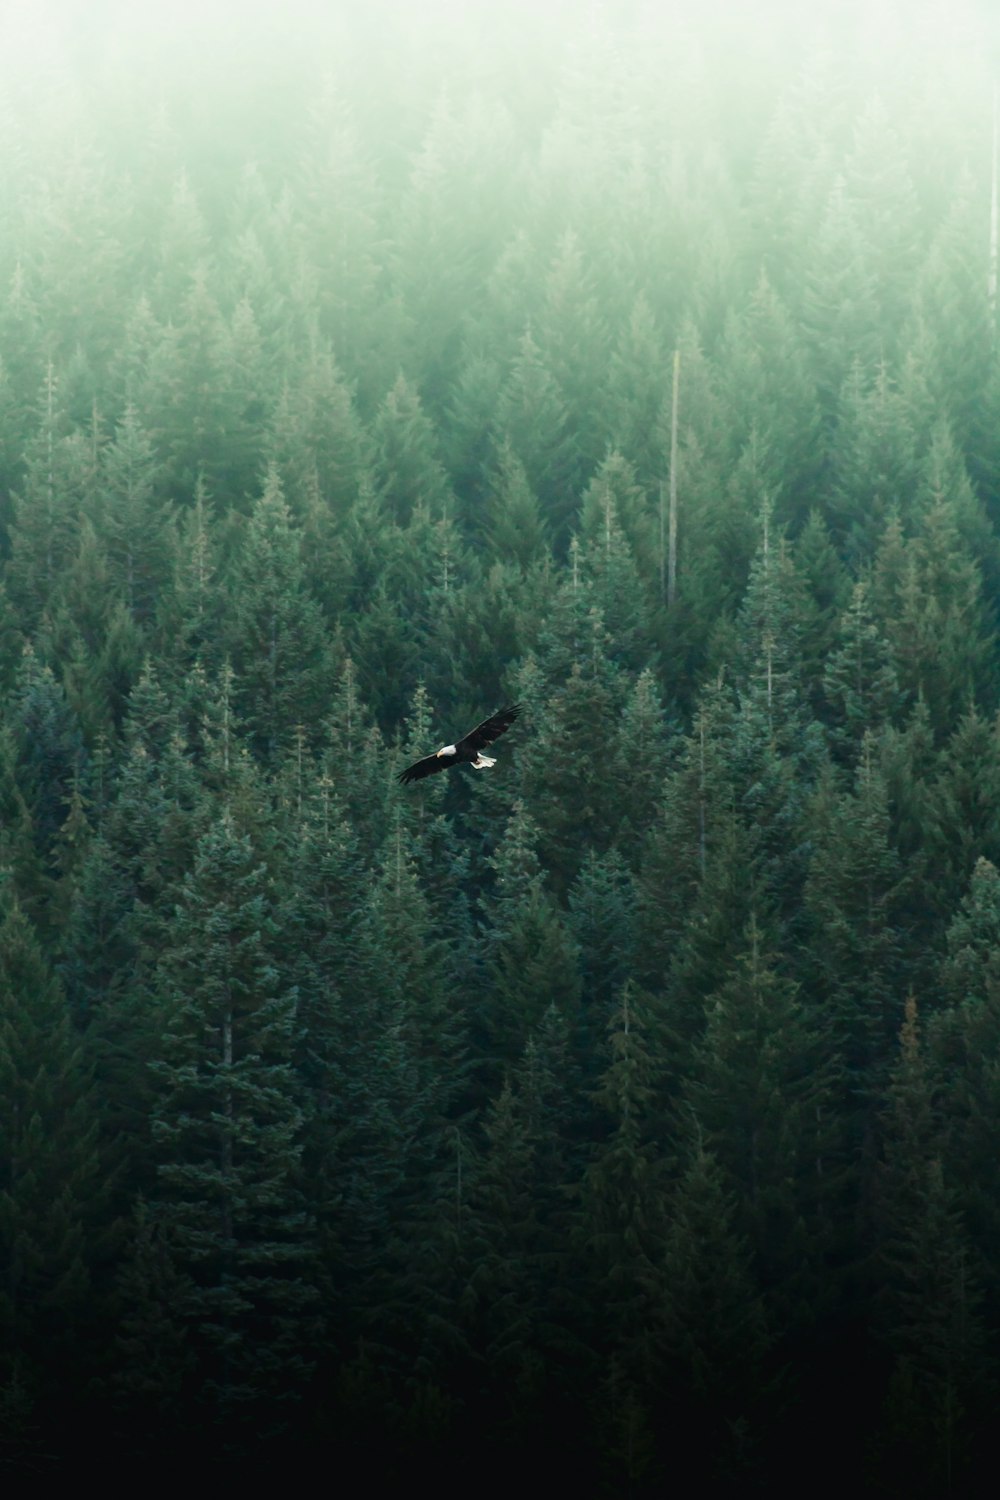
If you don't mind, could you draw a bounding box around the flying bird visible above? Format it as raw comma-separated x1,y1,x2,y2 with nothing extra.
398,705,520,785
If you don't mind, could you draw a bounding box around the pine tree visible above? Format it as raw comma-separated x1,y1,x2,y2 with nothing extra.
524,652,626,892
482,439,550,570
567,848,634,1072
729,507,823,918
104,659,203,912
0,901,100,1411
395,89,517,404
494,327,581,546
685,915,840,1325
147,812,318,1441
801,176,880,410
274,769,364,1286
9,645,86,895
938,856,1000,1008
633,678,735,996
158,475,219,668
44,519,131,731
444,348,506,525
98,404,172,625
372,374,455,526
793,508,851,706
350,584,423,734
141,270,250,503
463,1012,583,1446
265,340,369,523
0,582,23,699
294,78,388,397
576,453,654,671
743,41,845,292
876,695,958,984
58,828,134,1024
875,997,990,1498
224,463,331,763
0,265,45,485
534,229,609,478
112,1198,196,1452
480,801,581,1073
656,1138,771,1481
5,364,93,632
823,578,902,756
914,421,999,593
659,810,769,1086
367,816,459,1078
929,860,1000,1322
714,271,823,525
828,361,920,559
843,93,920,346
905,169,998,494
463,1077,547,1447
580,984,669,1386
321,655,394,854
0,727,49,930
424,563,527,731
932,708,1000,904
804,738,906,1093
149,171,209,318
211,295,270,505
324,824,469,1394
605,291,670,492
608,668,672,856
873,496,996,739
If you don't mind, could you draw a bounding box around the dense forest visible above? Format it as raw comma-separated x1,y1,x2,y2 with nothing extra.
2,0,1000,1490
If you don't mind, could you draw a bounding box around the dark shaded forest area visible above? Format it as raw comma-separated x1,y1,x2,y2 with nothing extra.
2,1,1000,1491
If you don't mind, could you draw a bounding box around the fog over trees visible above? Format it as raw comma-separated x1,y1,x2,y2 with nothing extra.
1,1,999,1491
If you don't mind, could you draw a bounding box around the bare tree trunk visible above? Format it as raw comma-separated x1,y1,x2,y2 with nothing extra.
667,347,680,606
659,478,665,600
991,83,998,344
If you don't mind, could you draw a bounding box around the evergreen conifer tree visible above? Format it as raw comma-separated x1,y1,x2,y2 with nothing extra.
580,983,669,1388
146,812,318,1440
0,901,100,1413
875,997,990,1497
225,463,331,763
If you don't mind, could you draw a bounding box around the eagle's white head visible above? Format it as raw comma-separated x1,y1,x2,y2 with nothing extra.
436,744,457,758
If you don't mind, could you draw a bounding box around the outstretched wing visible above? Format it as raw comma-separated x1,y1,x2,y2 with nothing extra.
457,704,520,755
398,751,456,786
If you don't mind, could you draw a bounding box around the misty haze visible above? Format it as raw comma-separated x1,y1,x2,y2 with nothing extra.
0,2,998,1494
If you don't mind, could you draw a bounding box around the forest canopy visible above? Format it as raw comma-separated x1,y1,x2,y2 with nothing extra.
1,1,1000,1493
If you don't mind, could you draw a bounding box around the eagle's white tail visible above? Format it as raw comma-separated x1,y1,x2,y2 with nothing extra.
472,753,496,770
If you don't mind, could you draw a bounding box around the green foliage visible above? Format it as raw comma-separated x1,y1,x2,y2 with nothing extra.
659,1138,770,1404
2,5,1000,1484
875,999,991,1496
804,740,907,1089
146,812,317,1435
481,801,581,1070
99,404,172,625
581,983,669,1381
823,579,902,754
0,901,100,1395
224,464,331,762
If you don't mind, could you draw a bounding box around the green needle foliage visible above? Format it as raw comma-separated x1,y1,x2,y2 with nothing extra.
0,3,999,1488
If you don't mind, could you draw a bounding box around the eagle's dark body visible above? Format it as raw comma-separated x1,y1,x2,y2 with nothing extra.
398,705,520,785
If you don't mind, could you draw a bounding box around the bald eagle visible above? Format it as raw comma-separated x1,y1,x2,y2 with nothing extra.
398,705,520,785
